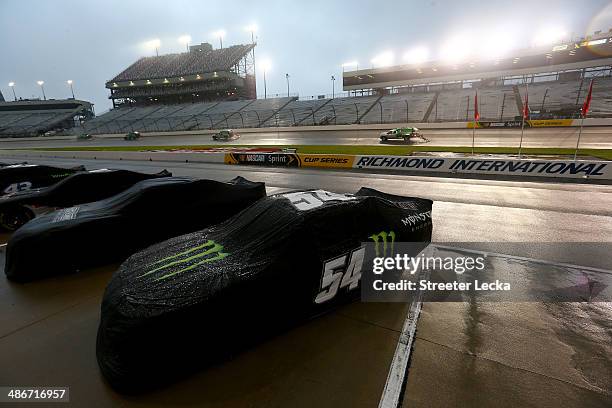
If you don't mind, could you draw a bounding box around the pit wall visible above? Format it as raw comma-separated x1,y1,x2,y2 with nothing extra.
2,149,610,181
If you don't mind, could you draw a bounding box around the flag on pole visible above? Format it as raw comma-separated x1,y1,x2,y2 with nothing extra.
523,89,529,120
581,80,594,118
474,91,480,121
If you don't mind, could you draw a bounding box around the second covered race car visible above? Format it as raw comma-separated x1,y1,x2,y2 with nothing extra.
96,187,433,391
0,163,85,196
4,176,266,282
0,168,171,231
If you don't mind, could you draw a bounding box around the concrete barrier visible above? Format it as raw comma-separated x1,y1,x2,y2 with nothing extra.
1,149,609,181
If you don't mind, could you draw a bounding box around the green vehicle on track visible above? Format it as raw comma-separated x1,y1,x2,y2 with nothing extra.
76,133,92,141
124,131,141,141
379,127,425,142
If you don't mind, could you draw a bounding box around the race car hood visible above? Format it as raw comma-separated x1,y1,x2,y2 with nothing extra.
96,187,433,391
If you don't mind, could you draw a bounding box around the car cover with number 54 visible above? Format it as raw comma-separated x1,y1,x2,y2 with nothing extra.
96,187,433,392
4,176,265,282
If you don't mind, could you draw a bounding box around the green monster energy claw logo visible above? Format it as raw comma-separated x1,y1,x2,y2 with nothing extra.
139,240,228,281
369,231,395,257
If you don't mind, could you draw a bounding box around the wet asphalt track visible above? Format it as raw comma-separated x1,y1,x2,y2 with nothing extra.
0,126,611,150
0,157,610,407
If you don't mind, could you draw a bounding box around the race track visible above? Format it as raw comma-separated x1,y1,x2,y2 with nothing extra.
0,157,610,407
0,126,611,149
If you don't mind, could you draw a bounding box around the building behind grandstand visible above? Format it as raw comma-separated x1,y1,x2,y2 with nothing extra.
106,42,256,107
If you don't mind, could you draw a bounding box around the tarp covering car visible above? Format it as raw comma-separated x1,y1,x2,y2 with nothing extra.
4,176,266,282
0,168,172,231
96,188,433,392
0,163,85,195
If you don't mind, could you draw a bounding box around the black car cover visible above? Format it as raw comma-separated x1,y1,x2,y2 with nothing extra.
0,163,85,195
96,188,433,392
4,176,266,282
0,168,172,231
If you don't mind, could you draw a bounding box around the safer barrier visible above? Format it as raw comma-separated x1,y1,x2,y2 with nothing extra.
223,152,612,180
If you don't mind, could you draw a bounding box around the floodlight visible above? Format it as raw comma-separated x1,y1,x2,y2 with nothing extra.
371,51,394,67
403,47,429,64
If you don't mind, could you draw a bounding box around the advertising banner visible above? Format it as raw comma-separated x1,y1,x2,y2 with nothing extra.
225,152,300,167
467,119,574,128
353,155,612,179
299,154,354,168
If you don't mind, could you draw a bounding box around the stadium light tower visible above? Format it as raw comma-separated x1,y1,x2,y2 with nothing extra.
403,46,429,65
342,61,359,72
371,51,394,68
533,26,567,46
213,30,226,49
146,38,161,56
260,59,271,99
285,73,290,97
178,35,191,52
66,80,75,99
331,75,335,98
8,82,17,101
36,80,46,100
244,24,258,43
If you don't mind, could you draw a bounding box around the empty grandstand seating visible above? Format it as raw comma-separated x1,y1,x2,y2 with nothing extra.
0,100,93,137
111,44,254,82
68,76,612,135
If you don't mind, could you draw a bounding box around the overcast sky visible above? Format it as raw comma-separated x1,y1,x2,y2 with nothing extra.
2,0,612,112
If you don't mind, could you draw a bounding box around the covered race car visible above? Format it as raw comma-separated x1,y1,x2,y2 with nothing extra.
96,188,433,392
5,176,266,282
0,168,171,231
124,131,141,141
0,163,85,196
379,127,428,143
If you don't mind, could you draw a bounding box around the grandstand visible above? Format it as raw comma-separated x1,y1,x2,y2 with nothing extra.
0,99,94,137
106,42,256,107
65,28,612,135
0,91,4,103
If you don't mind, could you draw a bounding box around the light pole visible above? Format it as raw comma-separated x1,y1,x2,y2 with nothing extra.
213,30,226,49
244,24,257,79
67,80,75,99
263,69,267,99
178,35,191,52
37,81,46,100
285,73,290,97
331,75,335,98
8,82,17,101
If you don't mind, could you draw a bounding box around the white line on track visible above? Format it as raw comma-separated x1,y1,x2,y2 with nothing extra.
378,266,429,408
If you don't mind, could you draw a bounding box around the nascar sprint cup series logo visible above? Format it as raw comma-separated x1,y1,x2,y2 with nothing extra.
139,240,228,281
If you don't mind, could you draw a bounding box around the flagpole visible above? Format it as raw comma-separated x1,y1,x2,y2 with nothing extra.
472,92,476,155
518,82,528,159
574,79,593,162
573,115,585,162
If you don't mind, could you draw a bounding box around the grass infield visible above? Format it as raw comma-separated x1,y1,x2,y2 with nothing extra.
27,144,612,160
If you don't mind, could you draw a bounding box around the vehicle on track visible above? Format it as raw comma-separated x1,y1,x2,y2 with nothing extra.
96,187,433,392
76,133,93,140
212,129,240,141
379,127,428,143
0,163,85,197
0,168,171,231
5,176,266,282
124,131,141,141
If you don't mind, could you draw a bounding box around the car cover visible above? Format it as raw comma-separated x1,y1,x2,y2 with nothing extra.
0,163,85,195
4,176,266,282
0,168,171,230
96,188,433,392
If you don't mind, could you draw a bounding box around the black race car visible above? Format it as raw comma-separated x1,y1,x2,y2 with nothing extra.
0,163,85,196
96,188,433,392
0,168,172,231
5,176,266,282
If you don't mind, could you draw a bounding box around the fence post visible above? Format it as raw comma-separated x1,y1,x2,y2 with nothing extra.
207,114,213,129
331,104,337,125
290,108,296,126
379,101,383,124
253,110,260,127
405,100,409,122
354,103,359,124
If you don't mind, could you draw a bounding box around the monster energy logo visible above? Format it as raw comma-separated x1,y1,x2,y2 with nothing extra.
369,231,395,257
139,240,228,281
